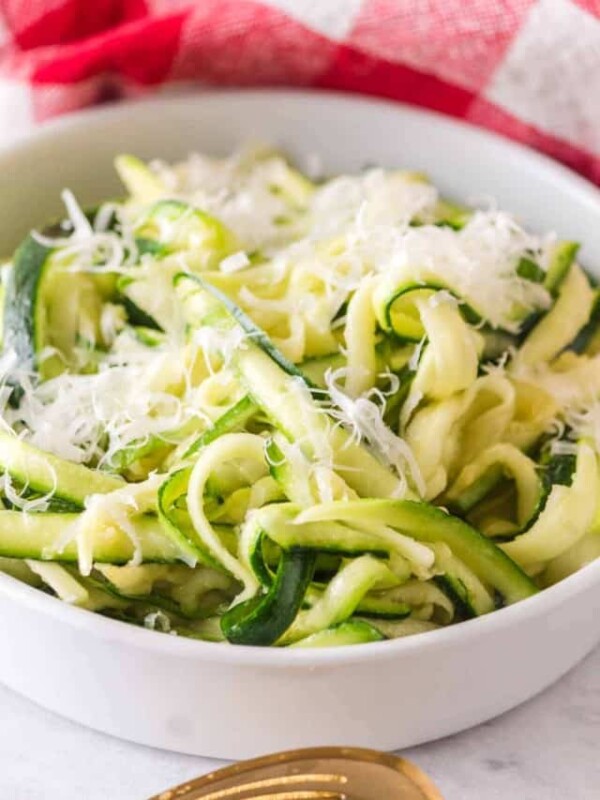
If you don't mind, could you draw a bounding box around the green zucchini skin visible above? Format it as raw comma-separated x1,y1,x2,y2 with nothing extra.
480,328,517,363
517,242,580,340
513,449,578,535
84,571,230,622
0,510,182,563
353,596,411,620
157,467,225,571
4,225,117,383
3,208,113,377
435,575,483,619
447,465,505,517
176,273,313,385
236,345,403,499
290,619,385,648
138,199,237,264
248,530,274,589
3,235,53,380
182,396,257,460
382,362,415,428
542,450,577,490
177,276,406,499
299,352,346,387
299,500,538,605
449,448,578,547
134,237,167,258
380,282,446,342
569,289,600,355
221,548,316,646
516,257,546,284
544,241,580,294
120,293,163,331
0,432,122,509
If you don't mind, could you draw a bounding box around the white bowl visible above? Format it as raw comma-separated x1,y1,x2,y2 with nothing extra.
0,91,599,759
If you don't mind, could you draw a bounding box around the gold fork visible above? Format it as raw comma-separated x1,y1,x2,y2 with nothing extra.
149,746,444,800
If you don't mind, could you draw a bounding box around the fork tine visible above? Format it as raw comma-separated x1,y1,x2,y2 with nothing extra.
158,792,342,800
198,774,347,800
239,794,343,800
150,746,443,800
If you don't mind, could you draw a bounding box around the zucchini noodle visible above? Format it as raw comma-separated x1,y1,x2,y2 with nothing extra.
0,147,597,647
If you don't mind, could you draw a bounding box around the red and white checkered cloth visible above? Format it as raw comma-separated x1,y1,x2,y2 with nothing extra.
0,0,599,183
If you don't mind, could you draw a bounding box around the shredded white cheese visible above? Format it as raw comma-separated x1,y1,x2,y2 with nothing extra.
219,251,250,274
144,610,172,632
563,403,600,454
323,367,425,498
1,332,208,467
0,144,592,642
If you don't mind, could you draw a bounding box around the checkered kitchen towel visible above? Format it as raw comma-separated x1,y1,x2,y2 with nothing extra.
0,0,599,183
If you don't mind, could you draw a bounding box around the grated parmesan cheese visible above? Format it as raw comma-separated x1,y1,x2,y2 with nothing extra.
219,250,250,274
323,367,425,498
1,332,209,468
144,610,172,632
0,144,593,643
563,403,600,454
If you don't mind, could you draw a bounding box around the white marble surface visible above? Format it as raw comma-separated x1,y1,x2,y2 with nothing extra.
0,647,597,800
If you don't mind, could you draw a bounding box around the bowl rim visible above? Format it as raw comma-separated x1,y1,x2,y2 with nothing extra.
1,558,599,666
0,88,599,667
1,87,599,204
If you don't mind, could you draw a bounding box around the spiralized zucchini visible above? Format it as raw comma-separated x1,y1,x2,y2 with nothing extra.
0,146,598,648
